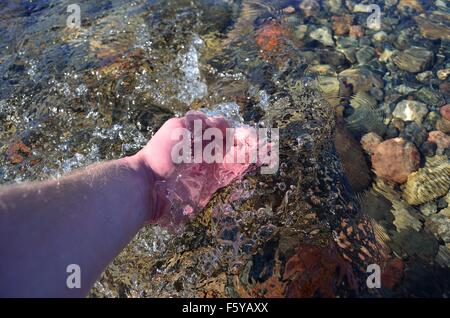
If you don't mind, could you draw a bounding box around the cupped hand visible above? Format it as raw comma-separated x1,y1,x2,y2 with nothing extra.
134,111,256,228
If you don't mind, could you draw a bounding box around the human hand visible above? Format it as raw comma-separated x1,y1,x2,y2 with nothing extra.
133,111,256,228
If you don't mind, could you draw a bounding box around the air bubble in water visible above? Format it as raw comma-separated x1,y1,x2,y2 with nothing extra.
183,205,194,216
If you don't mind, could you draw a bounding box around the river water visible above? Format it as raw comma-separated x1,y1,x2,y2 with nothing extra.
1,0,449,297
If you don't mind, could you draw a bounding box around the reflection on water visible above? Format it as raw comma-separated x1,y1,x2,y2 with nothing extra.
1,0,449,297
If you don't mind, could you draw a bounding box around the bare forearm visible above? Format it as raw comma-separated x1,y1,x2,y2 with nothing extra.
0,155,154,297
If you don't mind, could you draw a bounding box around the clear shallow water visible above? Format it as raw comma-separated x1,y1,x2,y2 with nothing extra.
1,0,450,297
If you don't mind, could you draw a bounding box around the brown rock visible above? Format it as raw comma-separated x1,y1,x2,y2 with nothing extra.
440,104,450,121
440,82,450,95
371,138,420,184
393,47,434,74
426,208,450,243
414,12,450,41
381,258,404,290
417,20,450,41
339,68,384,93
428,131,450,150
299,0,320,17
361,132,383,155
331,15,353,36
397,0,424,12
392,118,405,130
284,244,357,297
349,25,364,38
436,118,450,134
335,125,372,192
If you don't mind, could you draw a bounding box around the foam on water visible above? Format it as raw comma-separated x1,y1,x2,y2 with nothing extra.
176,35,208,105
198,102,245,126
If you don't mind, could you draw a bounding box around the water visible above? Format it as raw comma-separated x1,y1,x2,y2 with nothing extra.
1,0,450,297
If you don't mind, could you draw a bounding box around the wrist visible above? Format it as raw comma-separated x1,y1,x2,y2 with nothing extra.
123,152,167,224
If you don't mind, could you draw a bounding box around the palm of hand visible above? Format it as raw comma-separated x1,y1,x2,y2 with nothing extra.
137,111,255,228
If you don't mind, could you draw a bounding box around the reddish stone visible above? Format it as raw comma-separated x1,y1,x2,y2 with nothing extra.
428,131,450,150
381,258,405,290
361,132,383,155
255,21,288,61
440,104,450,121
371,138,420,184
283,244,358,297
374,47,383,57
349,25,364,38
7,140,31,164
331,15,354,36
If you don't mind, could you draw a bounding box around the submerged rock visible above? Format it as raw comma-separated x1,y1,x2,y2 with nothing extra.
371,138,420,184
393,100,428,124
414,12,450,41
416,71,433,83
349,25,364,39
361,132,383,155
356,46,375,64
339,68,383,93
437,69,450,81
420,141,437,157
435,245,450,268
403,156,450,205
393,47,434,74
373,31,389,42
370,179,440,262
397,0,424,12
331,15,353,36
345,92,386,138
401,122,428,147
416,87,445,108
427,208,450,243
428,131,450,153
424,111,441,131
299,0,320,17
254,20,291,65
334,124,372,192
391,200,423,233
309,27,334,47
440,104,450,121
420,202,438,217
282,244,357,297
440,82,450,95
323,0,342,13
436,118,450,134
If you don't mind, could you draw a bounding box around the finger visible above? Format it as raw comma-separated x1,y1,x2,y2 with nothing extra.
160,117,186,130
185,110,208,132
